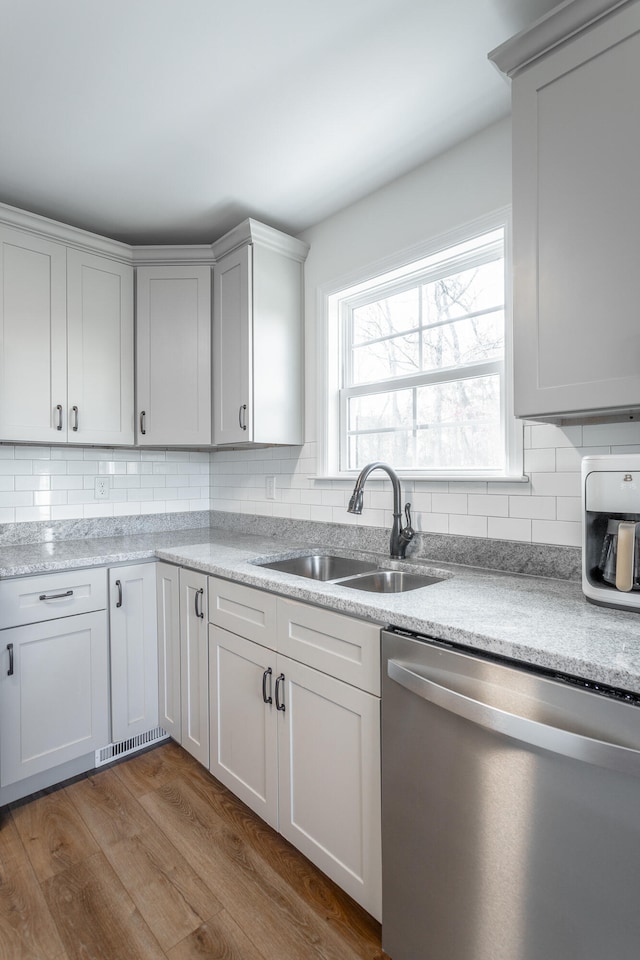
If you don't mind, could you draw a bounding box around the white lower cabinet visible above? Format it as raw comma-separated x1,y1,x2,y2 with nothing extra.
208,577,382,920
209,625,279,828
276,655,381,919
156,562,209,767
0,569,109,788
109,563,158,743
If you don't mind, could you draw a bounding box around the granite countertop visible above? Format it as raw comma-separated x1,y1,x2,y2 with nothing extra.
1,525,640,694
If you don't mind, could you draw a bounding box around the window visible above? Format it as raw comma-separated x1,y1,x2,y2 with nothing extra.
323,216,520,478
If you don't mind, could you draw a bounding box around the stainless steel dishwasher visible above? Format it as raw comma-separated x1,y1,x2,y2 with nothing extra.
381,627,640,960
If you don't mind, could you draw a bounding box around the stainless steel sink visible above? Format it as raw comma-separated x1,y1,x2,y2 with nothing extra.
338,570,444,593
256,553,377,581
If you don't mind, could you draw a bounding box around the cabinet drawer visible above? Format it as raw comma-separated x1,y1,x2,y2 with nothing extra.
0,568,107,628
208,577,277,650
276,598,381,694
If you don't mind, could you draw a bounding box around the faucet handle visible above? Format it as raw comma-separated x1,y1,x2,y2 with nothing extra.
401,503,415,546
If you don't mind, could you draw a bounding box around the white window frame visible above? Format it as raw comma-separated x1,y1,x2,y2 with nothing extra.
316,208,523,481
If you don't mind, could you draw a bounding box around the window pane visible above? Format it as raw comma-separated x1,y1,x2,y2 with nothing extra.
352,289,419,344
346,376,502,471
353,333,420,384
422,260,504,326
422,309,503,371
415,376,502,470
348,389,413,431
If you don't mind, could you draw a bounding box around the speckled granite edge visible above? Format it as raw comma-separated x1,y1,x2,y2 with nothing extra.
0,511,211,546
209,511,582,582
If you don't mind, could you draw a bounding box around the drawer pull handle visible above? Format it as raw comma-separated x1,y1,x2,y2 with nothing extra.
195,587,204,619
238,404,247,430
55,404,63,430
39,589,74,601
115,579,123,608
140,410,146,436
262,667,273,705
7,643,14,677
72,405,79,431
275,673,286,712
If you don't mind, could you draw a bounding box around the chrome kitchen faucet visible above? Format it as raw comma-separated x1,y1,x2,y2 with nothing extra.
347,461,414,559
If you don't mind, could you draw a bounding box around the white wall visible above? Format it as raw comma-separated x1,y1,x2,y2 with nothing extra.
211,117,640,549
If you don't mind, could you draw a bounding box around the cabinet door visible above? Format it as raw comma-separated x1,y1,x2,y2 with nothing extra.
276,655,382,920
212,245,252,444
67,250,134,444
109,563,158,743
0,611,109,787
137,265,212,446
209,626,278,828
0,226,67,442
512,4,640,419
157,561,181,741
179,568,209,766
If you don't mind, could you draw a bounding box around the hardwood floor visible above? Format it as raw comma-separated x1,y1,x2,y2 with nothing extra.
0,742,387,960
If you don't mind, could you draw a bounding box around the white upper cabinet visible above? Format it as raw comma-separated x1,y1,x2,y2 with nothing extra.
136,264,212,446
212,219,308,446
0,219,134,444
67,250,134,444
0,227,67,442
490,0,640,421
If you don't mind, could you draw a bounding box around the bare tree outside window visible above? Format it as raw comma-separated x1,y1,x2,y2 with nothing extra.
340,228,506,473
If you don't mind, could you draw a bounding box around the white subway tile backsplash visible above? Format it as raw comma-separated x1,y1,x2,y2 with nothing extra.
468,494,509,517
432,493,467,514
488,517,532,542
532,519,581,547
529,423,582,448
524,447,556,473
509,496,556,520
557,497,581,522
583,421,640,446
530,472,581,498
449,514,487,538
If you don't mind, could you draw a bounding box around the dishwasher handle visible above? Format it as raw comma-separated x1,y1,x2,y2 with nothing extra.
388,659,640,777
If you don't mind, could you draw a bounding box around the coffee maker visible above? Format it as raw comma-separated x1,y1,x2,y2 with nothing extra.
582,454,640,611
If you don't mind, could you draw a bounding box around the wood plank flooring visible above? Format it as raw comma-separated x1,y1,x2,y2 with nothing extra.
0,742,387,960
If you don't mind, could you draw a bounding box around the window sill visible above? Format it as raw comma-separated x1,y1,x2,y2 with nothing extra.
310,473,530,483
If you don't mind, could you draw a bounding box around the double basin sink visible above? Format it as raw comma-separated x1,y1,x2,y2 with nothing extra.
253,552,446,593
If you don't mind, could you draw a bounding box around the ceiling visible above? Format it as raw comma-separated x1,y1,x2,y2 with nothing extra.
0,0,559,245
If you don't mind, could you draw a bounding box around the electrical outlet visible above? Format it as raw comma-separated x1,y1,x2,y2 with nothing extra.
94,477,109,500
265,476,276,500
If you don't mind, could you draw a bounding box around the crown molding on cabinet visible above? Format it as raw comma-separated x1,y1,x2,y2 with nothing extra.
0,202,308,266
0,201,134,264
211,218,309,262
488,0,633,76
132,245,214,266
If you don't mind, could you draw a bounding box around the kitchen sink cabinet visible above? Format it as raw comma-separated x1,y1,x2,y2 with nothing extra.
0,225,134,444
108,562,159,743
0,569,109,789
208,576,382,920
491,1,640,420
136,264,212,446
211,219,308,446
156,562,209,766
